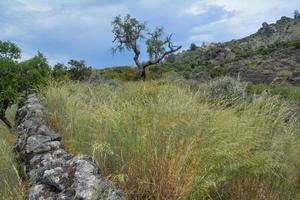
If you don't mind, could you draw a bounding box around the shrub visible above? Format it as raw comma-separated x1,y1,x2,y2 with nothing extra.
52,63,69,81
68,59,92,81
203,76,247,105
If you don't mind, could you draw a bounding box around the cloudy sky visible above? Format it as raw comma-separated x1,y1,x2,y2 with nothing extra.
0,0,299,68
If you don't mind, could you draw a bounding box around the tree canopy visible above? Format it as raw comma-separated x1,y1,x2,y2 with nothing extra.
0,41,51,130
112,14,182,80
0,41,21,60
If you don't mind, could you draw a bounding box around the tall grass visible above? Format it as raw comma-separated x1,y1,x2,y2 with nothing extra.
44,80,300,199
0,106,27,200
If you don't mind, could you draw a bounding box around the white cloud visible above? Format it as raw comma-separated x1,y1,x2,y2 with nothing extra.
184,0,300,43
16,0,53,12
181,1,213,16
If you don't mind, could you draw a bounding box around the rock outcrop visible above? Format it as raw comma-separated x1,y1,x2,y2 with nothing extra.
14,94,124,200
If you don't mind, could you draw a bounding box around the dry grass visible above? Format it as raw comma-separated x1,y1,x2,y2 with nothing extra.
0,106,27,200
44,80,300,199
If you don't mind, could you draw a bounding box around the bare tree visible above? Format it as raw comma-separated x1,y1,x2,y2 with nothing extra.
112,14,182,80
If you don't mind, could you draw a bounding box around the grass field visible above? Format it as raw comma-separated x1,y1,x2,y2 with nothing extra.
44,80,300,199
0,106,27,200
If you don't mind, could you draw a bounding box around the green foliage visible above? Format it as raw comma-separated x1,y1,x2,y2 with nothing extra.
112,14,146,54
0,40,22,118
97,66,136,81
0,40,51,128
0,41,21,60
272,39,300,49
52,63,69,81
0,59,19,116
45,81,300,200
67,59,92,81
18,52,51,93
146,28,167,60
112,14,181,80
190,43,197,51
247,83,300,100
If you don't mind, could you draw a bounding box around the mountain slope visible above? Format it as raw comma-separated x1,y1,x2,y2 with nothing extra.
157,15,300,84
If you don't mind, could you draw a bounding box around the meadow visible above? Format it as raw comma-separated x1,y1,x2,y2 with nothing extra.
43,79,300,199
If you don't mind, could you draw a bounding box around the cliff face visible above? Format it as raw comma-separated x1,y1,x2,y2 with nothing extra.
167,15,300,84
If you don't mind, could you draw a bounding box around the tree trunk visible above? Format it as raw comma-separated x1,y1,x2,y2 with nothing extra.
141,67,146,81
136,68,146,81
0,115,12,130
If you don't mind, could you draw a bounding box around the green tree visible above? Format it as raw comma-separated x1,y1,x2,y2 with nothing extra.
67,59,92,81
0,40,21,60
0,59,19,129
0,40,21,129
112,14,182,80
52,63,69,81
18,52,51,94
190,43,197,51
0,40,51,130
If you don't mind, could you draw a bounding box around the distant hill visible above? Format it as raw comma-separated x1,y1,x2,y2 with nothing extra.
155,15,300,84
157,15,300,83
97,15,300,84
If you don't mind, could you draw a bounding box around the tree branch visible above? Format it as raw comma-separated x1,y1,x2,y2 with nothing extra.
142,34,182,69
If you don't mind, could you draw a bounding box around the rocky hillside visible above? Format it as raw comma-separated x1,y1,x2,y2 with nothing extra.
157,15,300,84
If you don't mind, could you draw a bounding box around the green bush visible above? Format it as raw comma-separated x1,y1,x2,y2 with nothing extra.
247,83,300,101
67,59,92,81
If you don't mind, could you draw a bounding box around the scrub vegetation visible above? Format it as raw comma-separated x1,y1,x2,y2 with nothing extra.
44,79,300,199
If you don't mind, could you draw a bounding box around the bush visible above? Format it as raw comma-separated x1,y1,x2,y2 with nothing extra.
18,52,51,93
247,83,300,101
68,59,92,81
52,63,69,81
203,76,247,105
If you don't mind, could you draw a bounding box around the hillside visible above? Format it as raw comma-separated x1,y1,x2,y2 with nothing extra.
146,15,300,84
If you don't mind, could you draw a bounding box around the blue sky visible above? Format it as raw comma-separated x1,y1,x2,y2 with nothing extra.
0,0,299,68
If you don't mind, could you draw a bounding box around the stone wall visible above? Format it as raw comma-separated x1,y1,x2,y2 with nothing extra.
14,94,124,200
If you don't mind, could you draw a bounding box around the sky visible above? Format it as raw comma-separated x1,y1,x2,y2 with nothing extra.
0,0,299,68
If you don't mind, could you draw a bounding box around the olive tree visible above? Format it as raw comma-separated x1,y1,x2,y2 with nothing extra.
112,14,182,80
